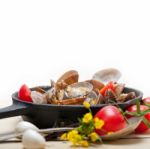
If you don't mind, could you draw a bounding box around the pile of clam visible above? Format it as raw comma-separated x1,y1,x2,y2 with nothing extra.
31,69,136,105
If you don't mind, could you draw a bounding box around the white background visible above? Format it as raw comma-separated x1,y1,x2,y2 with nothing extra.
0,0,150,102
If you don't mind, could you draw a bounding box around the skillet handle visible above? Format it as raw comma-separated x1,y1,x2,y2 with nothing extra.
0,103,30,119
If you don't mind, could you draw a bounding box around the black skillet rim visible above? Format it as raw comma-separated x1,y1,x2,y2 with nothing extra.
11,86,143,109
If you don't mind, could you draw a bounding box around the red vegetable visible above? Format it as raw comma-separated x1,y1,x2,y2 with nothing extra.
18,84,32,102
100,81,115,96
100,85,108,96
127,105,150,133
143,97,150,105
95,106,127,135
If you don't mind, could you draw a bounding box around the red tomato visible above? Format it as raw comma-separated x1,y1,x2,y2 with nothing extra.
94,106,127,135
100,81,115,96
143,97,150,105
127,105,150,133
107,81,115,91
18,84,32,102
100,85,108,96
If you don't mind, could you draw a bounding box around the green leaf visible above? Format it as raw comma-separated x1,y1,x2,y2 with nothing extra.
143,103,150,107
143,117,150,128
136,100,141,114
124,111,139,116
140,109,150,116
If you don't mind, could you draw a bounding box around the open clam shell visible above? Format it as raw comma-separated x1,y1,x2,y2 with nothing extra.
101,116,143,141
66,82,93,98
85,91,99,105
114,83,125,97
117,92,136,102
85,90,104,105
35,87,46,94
92,68,122,84
86,80,104,90
56,70,79,89
104,89,117,103
31,91,47,104
57,97,86,105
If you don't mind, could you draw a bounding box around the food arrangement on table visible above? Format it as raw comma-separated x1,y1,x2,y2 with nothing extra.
1,68,150,149
18,69,138,105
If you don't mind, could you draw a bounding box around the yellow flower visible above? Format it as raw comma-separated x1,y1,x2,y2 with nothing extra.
82,113,93,123
94,117,104,129
72,135,82,146
89,132,99,142
67,130,78,140
83,101,90,109
79,140,89,147
107,132,114,135
60,133,67,140
67,130,82,145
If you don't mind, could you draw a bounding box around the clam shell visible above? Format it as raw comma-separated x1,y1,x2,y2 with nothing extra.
50,80,55,88
56,90,65,100
56,80,68,90
85,91,98,105
117,92,136,102
104,89,117,103
125,92,136,101
35,87,46,94
114,83,125,97
92,68,121,84
117,93,128,102
86,80,104,90
58,97,85,105
45,87,56,103
66,82,93,98
31,91,47,104
56,70,79,89
85,90,104,105
94,89,105,104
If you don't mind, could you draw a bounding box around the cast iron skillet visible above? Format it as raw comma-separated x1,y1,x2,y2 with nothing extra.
0,86,143,129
